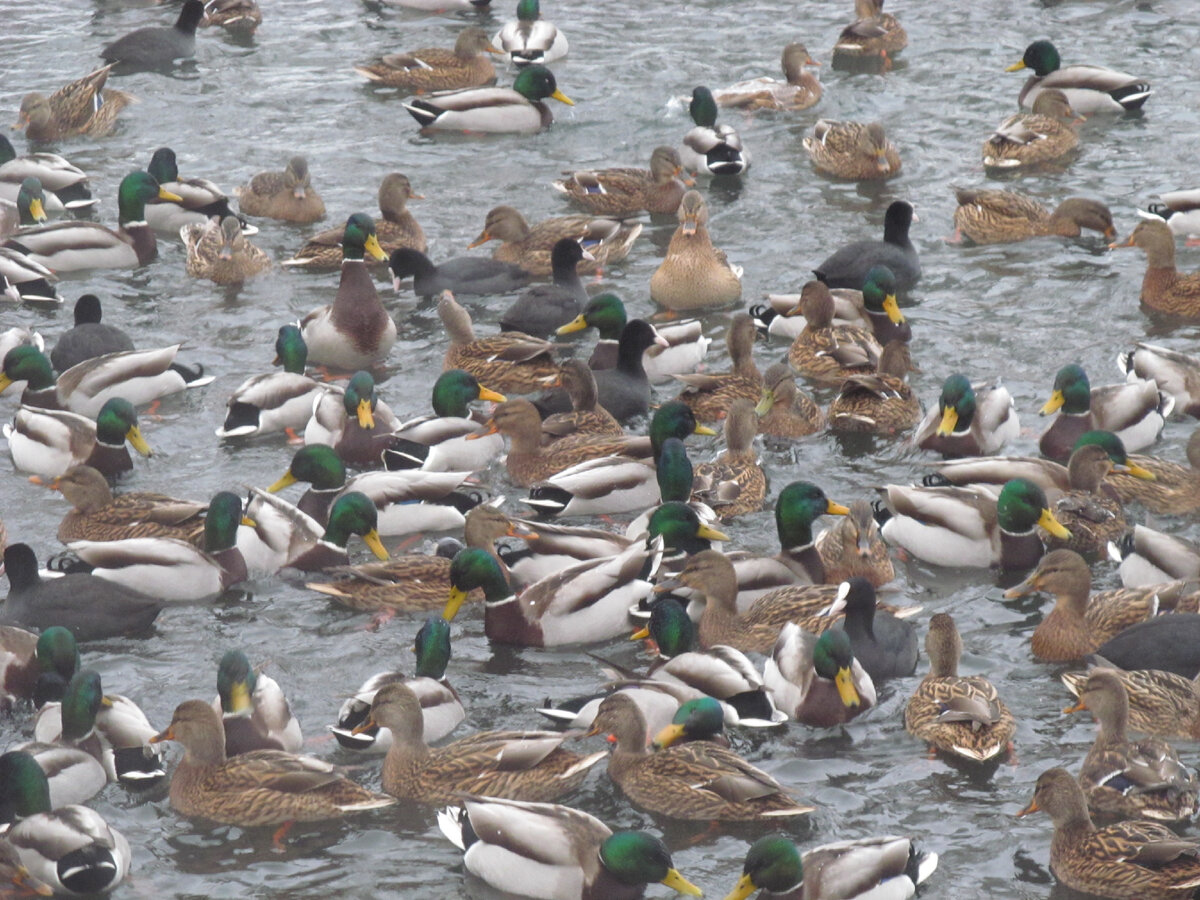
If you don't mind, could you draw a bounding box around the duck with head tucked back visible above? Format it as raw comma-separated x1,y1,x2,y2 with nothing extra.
982,89,1082,172
803,120,900,181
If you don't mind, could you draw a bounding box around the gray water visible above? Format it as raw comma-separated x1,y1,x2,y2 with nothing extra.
3,0,1200,896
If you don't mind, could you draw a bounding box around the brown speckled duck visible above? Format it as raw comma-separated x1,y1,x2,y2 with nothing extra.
181,215,271,285
16,67,134,142
788,281,882,383
469,205,640,277
45,465,206,546
236,156,325,223
952,189,1115,245
438,292,560,394
1110,219,1200,318
832,0,907,72
803,121,900,181
755,363,823,439
982,89,1081,171
554,147,690,218
828,339,920,434
649,191,742,311
354,28,500,92
690,400,765,521
713,43,822,112
672,313,762,422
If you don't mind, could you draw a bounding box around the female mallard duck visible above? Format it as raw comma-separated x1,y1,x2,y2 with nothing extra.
828,340,920,434
439,292,560,394
1017,767,1200,900
905,613,1014,762
1119,342,1200,418
0,750,130,896
678,87,750,176
764,624,875,727
787,281,882,383
389,247,530,299
437,796,701,900
3,397,151,478
1110,219,1200,319
144,146,248,234
358,682,605,803
150,700,394,828
832,0,907,72
284,174,427,269
211,650,302,755
492,0,569,66
383,369,507,471
553,146,690,218
814,497,894,586
691,400,765,520
50,295,134,373
1065,669,1198,822
3,171,180,271
15,66,133,142
878,477,1070,569
951,189,1115,245
1141,189,1200,243
586,692,811,821
236,155,324,223
45,464,205,545
915,373,1018,457
672,313,761,422
1112,524,1200,589
403,64,572,133
650,190,742,311
499,239,590,337
814,200,920,291
217,325,328,438
539,359,623,443
202,0,262,34
1006,548,1200,662
1105,429,1200,515
354,27,500,92
469,206,639,277
546,319,665,423
282,491,390,572
1042,444,1134,556
1039,364,1167,462
803,120,900,181
1062,664,1200,741
725,833,938,900
302,370,401,465
756,363,823,438
982,89,1081,171
0,135,94,211
1007,39,1151,114
713,42,822,111
182,215,271,284
761,265,911,346
331,617,464,751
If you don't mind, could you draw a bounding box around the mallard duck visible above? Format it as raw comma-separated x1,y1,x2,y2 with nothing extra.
0,837,52,897
544,319,665,423
151,699,394,827
201,0,262,34
756,362,823,438
764,624,875,727
1110,219,1200,319
672,313,761,422
586,692,811,821
828,340,920,435
1141,189,1200,244
803,120,900,181
499,239,590,336
469,206,638,277
354,27,500,92
439,292,559,394
389,247,530,299
492,0,568,66
691,400,765,520
952,189,1115,245
182,215,271,284
233,489,323,578
0,328,42,372
678,87,750,176
725,833,937,900
878,477,1070,569
331,617,464,751
0,626,78,712
1006,548,1200,662
0,135,94,211
302,371,402,465
1039,364,1168,462
649,190,742,310
0,750,130,896
1017,767,1200,899
904,613,1014,762
299,214,396,370
1043,444,1137,556
3,171,181,271
1119,342,1200,418
50,295,134,373
1007,39,1151,114
10,178,47,230
914,374,1018,457
216,325,328,439
9,741,105,813
553,147,690,218
27,627,79,710
832,0,907,72
1112,524,1200,589
0,247,57,303
1064,669,1198,822
15,66,134,142
403,64,572,133
713,42,821,112
101,0,203,68
143,146,248,235
814,498,894,586
3,397,151,478
44,464,205,545
438,796,700,900
538,359,623,443
760,265,911,346
1063,662,1200,741
236,156,325,223
211,650,302,756
814,201,920,291
787,281,882,383
982,89,1081,171
381,369,507,471
649,696,730,747
281,491,390,572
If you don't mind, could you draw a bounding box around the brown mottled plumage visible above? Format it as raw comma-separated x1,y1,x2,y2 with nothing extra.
815,498,895,586
47,465,206,546
982,89,1080,171
788,281,882,382
755,363,823,438
1110,432,1200,515
354,28,499,92
672,313,762,422
828,339,919,434
554,147,690,218
1111,219,1200,318
469,205,639,277
691,400,765,520
236,156,325,223
952,189,1115,245
1062,665,1200,741
713,42,822,112
649,191,742,312
832,0,907,71
803,121,900,180
16,67,134,142
540,359,624,445
439,293,560,395
182,215,271,285
1043,444,1129,556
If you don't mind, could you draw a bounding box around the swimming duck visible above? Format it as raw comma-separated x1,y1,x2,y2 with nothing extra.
814,497,895,586
914,374,1018,457
236,156,325,223
390,246,530,299
691,400,765,520
832,0,908,72
492,0,569,66
469,206,639,277
678,87,750,176
756,363,824,438
904,613,1014,762
182,215,271,284
46,464,205,545
538,359,623,443
814,200,920,291
1042,444,1134,556
1039,364,1167,462
354,27,500,92
982,89,1081,171
762,265,912,346
439,292,560,394
4,397,152,478
302,371,402,465
1106,428,1200,515
553,147,690,218
1140,188,1200,244
828,340,920,435
233,490,323,578
764,624,876,727
143,146,247,234
211,649,303,755
299,214,396,370
787,281,883,384
15,66,134,142
499,239,590,336
672,313,761,422
49,295,134,373
403,64,572,133
101,0,204,68
1110,219,1200,319
0,136,94,211
560,319,665,422
380,369,507,471
0,248,57,303
201,0,262,34
803,120,900,181
1007,39,1151,114
216,325,327,439
650,190,742,310
713,42,821,111
0,626,43,711
1062,662,1200,741
1112,524,1200,589
281,491,390,572
951,189,1115,245
1118,342,1200,418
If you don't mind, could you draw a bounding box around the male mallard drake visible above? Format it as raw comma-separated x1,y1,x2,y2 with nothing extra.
403,64,572,133
470,206,638,277
764,624,875,727
3,171,180,271
45,464,205,545
586,692,811,821
1064,669,1198,822
151,699,394,827
217,325,328,438
232,490,322,578
905,613,1014,762
499,239,590,337
1007,39,1151,114
952,189,1115,245
1043,443,1136,556
359,682,604,803
1118,342,1200,418
539,359,623,443
299,214,396,370
437,796,700,900
0,750,130,896
650,190,742,311
678,87,750,176
814,200,920,291
915,374,1018,457
1110,219,1200,319
828,340,920,435
691,400,765,520
281,491,390,572
3,397,151,479
1039,364,1167,462
101,0,203,68
877,478,1070,569
384,369,507,471
1106,428,1200,515
787,281,882,383
439,292,559,394
0,625,46,711
0,248,57,303
672,313,761,422
390,246,529,299
1112,524,1200,589
832,0,907,72
0,137,91,211
236,156,325,223
713,42,821,112
50,295,134,373
803,120,900,181
554,147,690,218
202,0,262,34
211,650,302,756
1141,189,1200,244
15,66,133,142
354,27,500,92
725,833,937,900
814,497,894,586
1062,663,1200,741
492,0,568,66
182,215,271,284
302,370,401,465
1017,767,1200,899
982,89,1081,171
756,362,823,438
144,146,247,234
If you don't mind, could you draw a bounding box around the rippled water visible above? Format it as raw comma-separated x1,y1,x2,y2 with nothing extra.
3,0,1200,896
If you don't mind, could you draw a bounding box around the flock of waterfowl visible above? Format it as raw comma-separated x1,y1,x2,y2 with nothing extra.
1,0,1200,897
